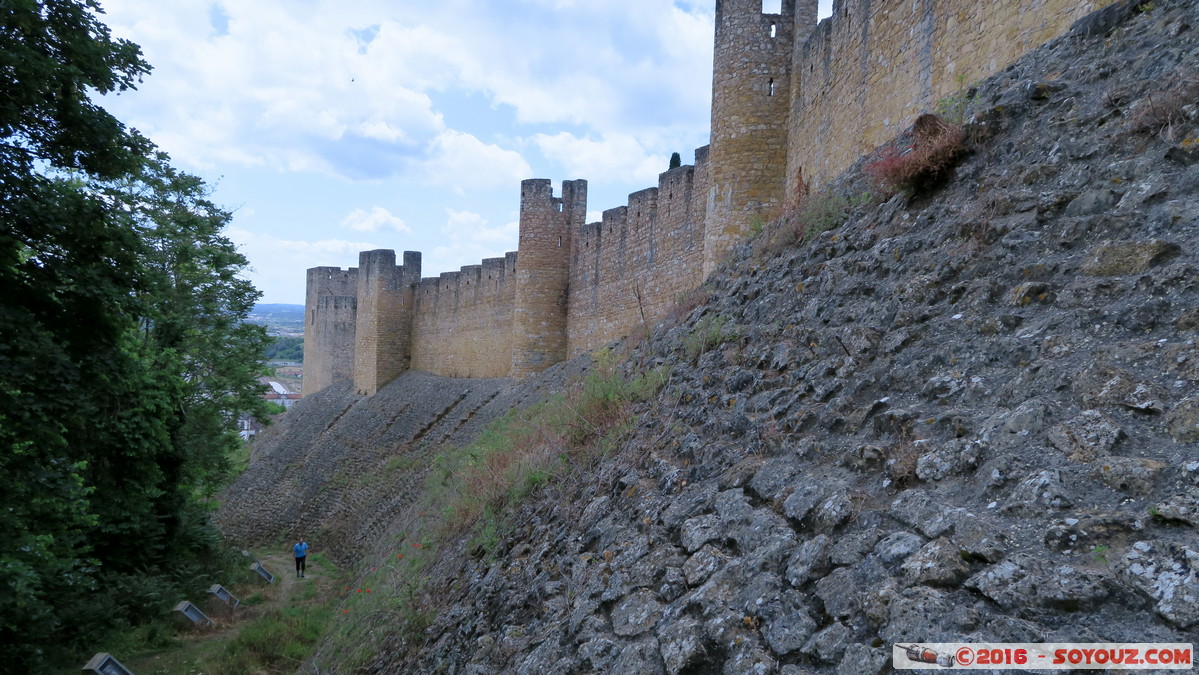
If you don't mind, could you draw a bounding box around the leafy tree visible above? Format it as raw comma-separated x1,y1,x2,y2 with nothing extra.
669,151,681,169
1,0,153,664
1,1,268,666
264,335,305,361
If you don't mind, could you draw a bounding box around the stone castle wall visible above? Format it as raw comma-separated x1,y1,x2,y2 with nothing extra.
410,253,518,378
783,0,1118,196
305,0,1118,394
511,179,587,377
568,148,710,356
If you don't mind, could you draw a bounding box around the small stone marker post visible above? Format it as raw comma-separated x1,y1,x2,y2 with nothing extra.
250,561,276,584
172,600,214,629
206,583,241,616
82,652,135,674
208,583,240,608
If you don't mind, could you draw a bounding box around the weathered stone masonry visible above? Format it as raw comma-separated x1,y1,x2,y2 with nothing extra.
304,0,1116,396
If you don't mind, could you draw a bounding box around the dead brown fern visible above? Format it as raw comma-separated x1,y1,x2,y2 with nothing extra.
1127,75,1199,142
866,114,968,195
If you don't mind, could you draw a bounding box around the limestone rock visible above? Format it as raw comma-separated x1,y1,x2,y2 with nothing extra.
1165,397,1199,443
1094,457,1167,495
1075,363,1169,413
966,554,1110,611
1153,489,1199,527
814,567,861,620
1082,240,1181,276
785,535,831,588
680,514,723,553
782,483,824,525
657,618,708,675
802,621,853,663
763,609,818,656
611,590,665,637
828,528,886,566
1046,410,1124,461
872,531,926,567
1114,540,1199,629
1003,469,1073,513
836,643,891,675
900,538,972,587
881,586,954,644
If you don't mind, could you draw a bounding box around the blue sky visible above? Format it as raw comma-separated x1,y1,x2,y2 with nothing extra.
98,0,833,304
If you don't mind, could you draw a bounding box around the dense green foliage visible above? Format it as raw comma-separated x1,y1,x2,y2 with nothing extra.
263,335,304,362
0,1,269,667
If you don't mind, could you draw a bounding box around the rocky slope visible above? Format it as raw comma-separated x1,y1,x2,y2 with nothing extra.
216,363,589,560
223,1,1199,672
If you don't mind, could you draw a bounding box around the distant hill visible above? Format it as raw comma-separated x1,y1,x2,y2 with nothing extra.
247,303,304,337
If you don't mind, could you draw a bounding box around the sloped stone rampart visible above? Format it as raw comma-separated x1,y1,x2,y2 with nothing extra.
216,363,589,561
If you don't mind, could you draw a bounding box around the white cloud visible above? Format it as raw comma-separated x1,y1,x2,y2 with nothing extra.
340,207,411,233
421,131,533,192
99,0,715,185
424,209,519,276
96,0,723,300
226,226,384,302
532,132,664,184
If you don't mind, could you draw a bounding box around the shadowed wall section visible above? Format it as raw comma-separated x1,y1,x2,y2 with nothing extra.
354,250,419,395
302,267,357,396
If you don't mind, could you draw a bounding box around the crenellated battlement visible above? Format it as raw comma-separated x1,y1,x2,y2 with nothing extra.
306,0,1116,394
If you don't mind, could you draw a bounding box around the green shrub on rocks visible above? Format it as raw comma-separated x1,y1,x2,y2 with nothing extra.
684,315,742,362
429,349,668,535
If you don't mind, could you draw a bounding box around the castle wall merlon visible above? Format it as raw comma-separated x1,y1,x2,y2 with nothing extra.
460,265,483,291
602,205,629,227
307,265,358,297
481,257,506,280
401,251,422,282
629,186,659,204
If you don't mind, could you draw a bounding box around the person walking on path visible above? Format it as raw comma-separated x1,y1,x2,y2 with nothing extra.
294,537,310,578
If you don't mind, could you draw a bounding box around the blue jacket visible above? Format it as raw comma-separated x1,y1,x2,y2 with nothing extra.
294,542,309,558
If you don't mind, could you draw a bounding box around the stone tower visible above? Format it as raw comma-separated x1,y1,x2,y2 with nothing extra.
353,250,420,395
703,0,810,276
510,179,587,377
302,267,358,396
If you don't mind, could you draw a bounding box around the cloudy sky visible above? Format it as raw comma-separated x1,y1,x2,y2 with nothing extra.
98,0,832,304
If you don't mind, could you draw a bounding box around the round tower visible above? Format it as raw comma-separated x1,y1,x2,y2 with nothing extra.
511,179,587,377
704,0,799,276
